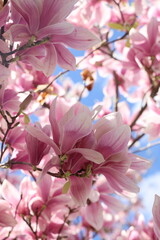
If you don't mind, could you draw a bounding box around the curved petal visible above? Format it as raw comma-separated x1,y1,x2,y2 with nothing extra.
68,148,104,164
152,194,160,239
53,26,100,50
55,44,76,71
26,125,60,155
42,44,57,76
98,167,139,194
4,24,30,42
12,0,40,33
84,202,103,231
0,200,17,227
39,0,78,27
59,103,92,153
37,22,74,40
0,4,9,27
70,176,92,206
1,180,20,206
96,125,131,159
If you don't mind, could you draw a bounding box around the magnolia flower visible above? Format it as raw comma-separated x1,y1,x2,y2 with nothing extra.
5,0,100,76
26,98,139,206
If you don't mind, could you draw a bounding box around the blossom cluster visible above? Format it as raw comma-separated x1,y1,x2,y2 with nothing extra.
0,0,160,239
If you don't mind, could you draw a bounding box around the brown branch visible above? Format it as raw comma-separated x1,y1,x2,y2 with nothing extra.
130,103,147,129
129,133,145,149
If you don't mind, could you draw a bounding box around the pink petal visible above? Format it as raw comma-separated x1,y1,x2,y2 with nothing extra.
70,176,92,206
65,26,100,50
100,194,124,212
38,174,52,202
68,148,104,164
53,26,100,50
94,112,123,141
130,31,147,45
96,125,131,159
98,167,139,194
84,202,103,230
37,22,74,40
20,54,45,72
25,125,50,166
147,18,158,47
4,24,30,42
42,44,57,76
26,125,60,155
152,194,160,239
12,0,40,33
59,102,92,153
1,179,20,207
55,44,76,71
0,4,9,27
129,153,151,172
0,200,17,227
0,64,10,82
37,156,59,182
49,98,60,145
39,0,78,27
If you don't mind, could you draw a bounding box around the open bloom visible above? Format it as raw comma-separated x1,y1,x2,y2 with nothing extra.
25,98,139,205
5,0,100,76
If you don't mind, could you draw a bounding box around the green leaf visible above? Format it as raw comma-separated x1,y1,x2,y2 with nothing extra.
125,38,131,47
108,22,125,31
62,181,70,194
23,112,30,124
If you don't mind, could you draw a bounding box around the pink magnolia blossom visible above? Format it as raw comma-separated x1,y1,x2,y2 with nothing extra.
25,98,139,205
124,17,160,76
5,0,100,76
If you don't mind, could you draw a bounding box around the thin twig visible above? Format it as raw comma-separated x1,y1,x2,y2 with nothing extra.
129,133,145,149
133,141,160,153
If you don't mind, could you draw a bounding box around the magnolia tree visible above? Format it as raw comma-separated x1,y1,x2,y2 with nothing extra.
0,0,160,239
